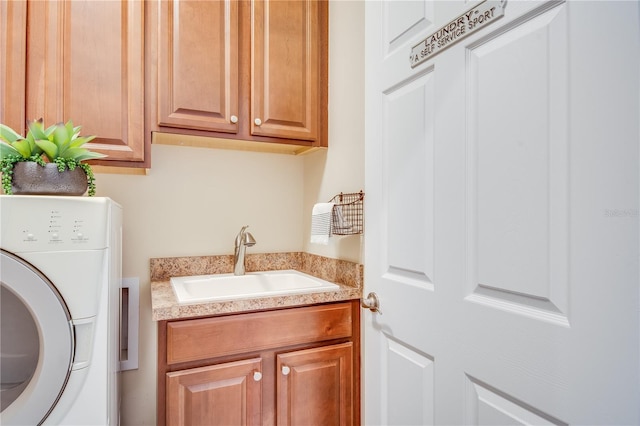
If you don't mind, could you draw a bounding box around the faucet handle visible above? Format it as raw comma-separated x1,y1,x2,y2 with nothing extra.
235,225,249,246
244,231,256,247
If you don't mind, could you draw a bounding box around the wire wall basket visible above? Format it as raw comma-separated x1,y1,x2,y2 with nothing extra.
329,191,364,235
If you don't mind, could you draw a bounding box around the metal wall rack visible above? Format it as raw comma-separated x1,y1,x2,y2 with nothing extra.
329,191,364,235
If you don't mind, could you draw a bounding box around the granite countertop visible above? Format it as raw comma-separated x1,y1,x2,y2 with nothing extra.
150,252,363,321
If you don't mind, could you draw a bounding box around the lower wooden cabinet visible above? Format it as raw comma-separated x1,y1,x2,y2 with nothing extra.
166,358,263,426
277,343,353,426
158,301,360,426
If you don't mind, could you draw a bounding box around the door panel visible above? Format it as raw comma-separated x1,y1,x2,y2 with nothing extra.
384,71,434,279
467,3,569,320
384,338,434,425
365,1,639,425
465,376,566,426
384,1,433,54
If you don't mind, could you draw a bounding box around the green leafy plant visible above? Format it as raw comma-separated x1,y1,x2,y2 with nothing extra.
0,119,106,196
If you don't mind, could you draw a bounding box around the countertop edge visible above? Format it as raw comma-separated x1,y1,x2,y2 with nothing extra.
151,279,362,321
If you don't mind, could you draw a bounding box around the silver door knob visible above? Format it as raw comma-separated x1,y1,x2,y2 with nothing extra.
253,371,262,381
361,292,382,314
281,365,291,376
254,118,262,126
230,115,238,124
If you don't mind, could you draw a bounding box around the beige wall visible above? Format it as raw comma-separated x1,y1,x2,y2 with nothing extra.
94,2,364,425
303,0,365,264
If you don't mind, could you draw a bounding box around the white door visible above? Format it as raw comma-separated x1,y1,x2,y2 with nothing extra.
364,1,639,424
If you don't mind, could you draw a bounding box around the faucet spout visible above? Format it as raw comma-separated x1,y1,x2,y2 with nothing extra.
233,225,256,275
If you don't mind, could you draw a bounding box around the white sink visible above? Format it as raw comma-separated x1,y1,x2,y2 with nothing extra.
170,270,340,303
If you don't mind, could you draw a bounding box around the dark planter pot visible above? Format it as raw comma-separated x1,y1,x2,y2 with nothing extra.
11,162,88,196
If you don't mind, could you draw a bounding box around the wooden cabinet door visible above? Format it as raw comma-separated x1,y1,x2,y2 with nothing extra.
276,342,353,426
0,0,27,135
157,0,239,133
251,0,320,142
25,0,146,165
166,357,263,426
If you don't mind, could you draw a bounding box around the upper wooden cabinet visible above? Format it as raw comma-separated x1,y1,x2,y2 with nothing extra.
150,0,328,151
251,0,321,142
156,0,239,134
0,1,27,135
1,0,148,167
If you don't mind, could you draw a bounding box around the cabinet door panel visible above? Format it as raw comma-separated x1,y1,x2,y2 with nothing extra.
0,0,27,134
166,357,262,426
251,0,319,142
26,0,145,163
158,0,239,133
277,342,353,426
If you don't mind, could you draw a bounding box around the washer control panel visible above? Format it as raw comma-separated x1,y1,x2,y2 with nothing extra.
1,196,112,252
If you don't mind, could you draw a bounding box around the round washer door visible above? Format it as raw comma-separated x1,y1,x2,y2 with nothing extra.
0,250,74,425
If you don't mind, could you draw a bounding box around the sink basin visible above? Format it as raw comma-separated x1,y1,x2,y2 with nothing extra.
170,270,340,303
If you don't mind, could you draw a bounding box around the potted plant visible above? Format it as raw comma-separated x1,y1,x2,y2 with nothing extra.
0,119,106,196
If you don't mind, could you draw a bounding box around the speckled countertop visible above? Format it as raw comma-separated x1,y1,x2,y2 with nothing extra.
150,252,363,321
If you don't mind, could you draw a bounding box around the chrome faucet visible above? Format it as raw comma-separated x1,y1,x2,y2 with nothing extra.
233,225,256,275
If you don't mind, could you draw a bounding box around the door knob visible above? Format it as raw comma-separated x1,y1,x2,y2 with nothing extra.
361,292,382,314
281,365,291,376
230,115,238,124
253,371,262,382
254,118,262,126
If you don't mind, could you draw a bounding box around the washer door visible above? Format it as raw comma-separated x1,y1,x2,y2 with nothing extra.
0,250,74,425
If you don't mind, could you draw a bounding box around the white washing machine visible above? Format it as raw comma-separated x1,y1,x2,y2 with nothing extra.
0,195,122,425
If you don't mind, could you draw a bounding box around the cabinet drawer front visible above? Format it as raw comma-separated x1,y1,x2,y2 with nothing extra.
167,303,353,364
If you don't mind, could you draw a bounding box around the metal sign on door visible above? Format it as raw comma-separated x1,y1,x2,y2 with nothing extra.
410,0,506,68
